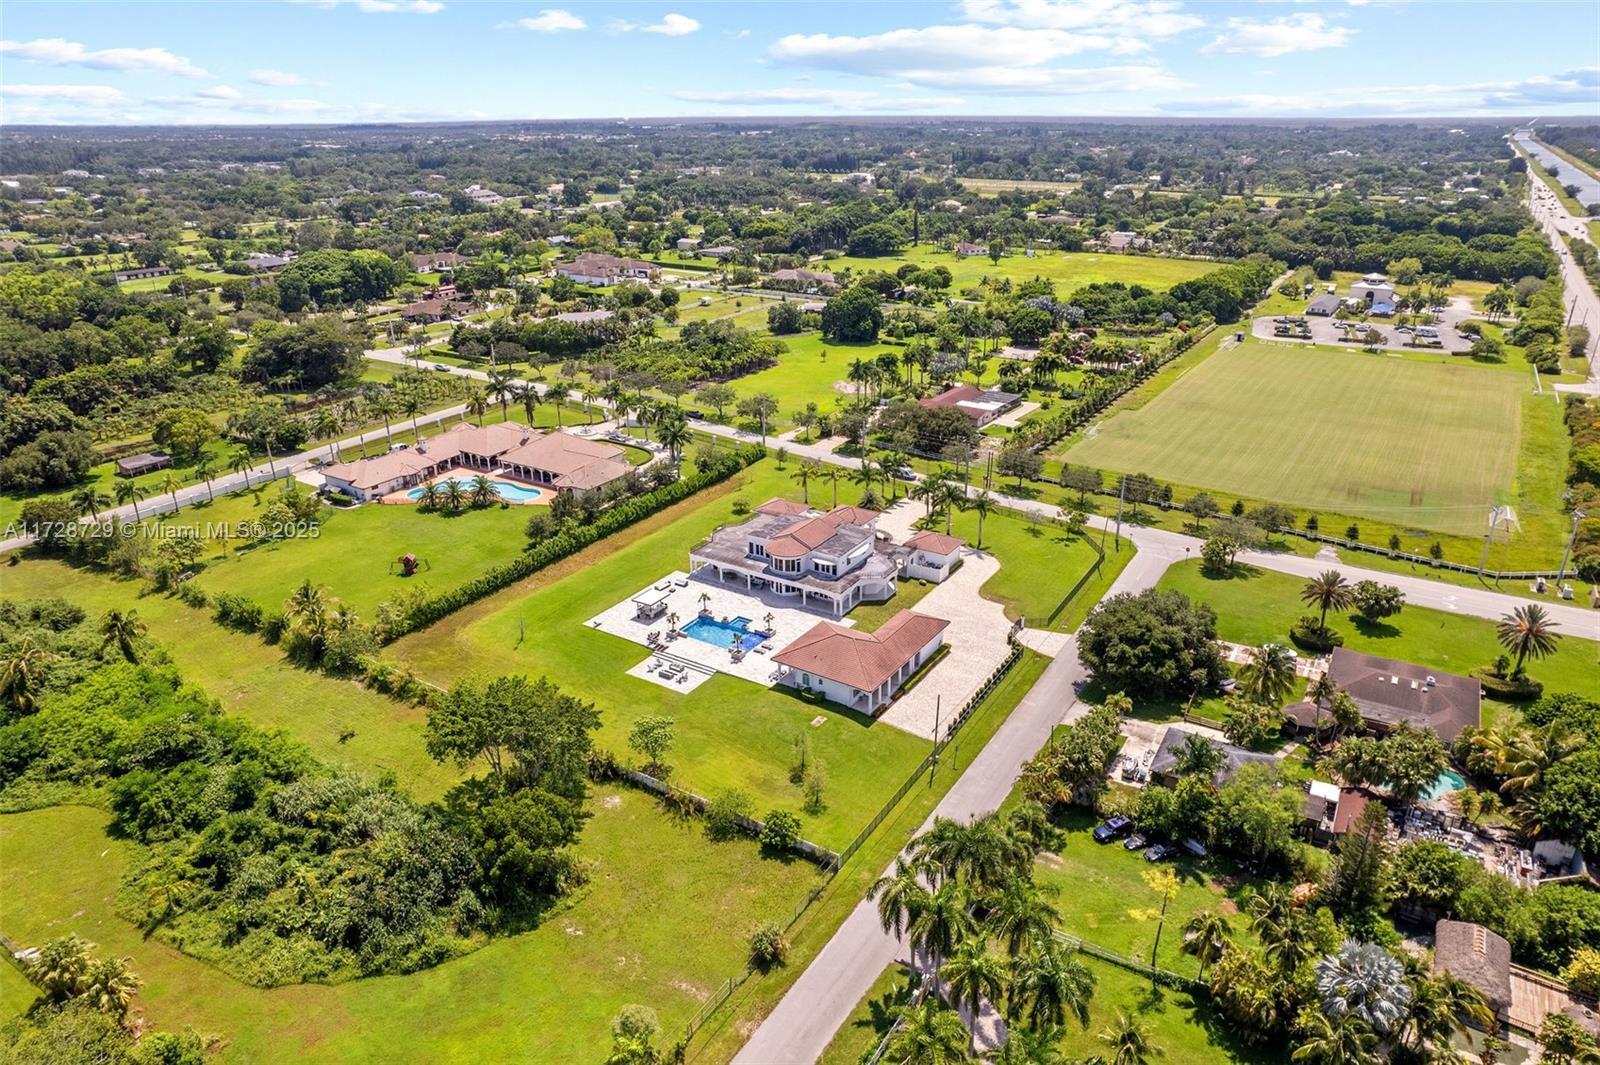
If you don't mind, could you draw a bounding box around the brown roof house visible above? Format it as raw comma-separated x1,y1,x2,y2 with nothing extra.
1285,649,1481,744
1432,920,1513,1022
774,609,949,714
919,384,1022,427
555,253,659,286
903,530,964,583
409,251,468,272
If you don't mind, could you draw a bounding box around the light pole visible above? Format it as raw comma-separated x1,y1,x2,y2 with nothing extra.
1557,509,1586,584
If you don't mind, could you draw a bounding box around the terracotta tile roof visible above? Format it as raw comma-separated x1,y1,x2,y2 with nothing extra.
773,610,949,692
755,498,813,516
906,530,964,555
821,504,881,527
765,516,841,557
503,431,628,483
321,448,442,490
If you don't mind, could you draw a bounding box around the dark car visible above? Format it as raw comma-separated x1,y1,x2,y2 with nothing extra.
1093,816,1133,844
1124,833,1150,852
684,409,706,420
1144,843,1172,862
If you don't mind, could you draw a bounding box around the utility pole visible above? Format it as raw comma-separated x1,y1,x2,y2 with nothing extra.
1112,476,1127,550
1557,509,1586,583
929,694,941,788
1477,506,1504,578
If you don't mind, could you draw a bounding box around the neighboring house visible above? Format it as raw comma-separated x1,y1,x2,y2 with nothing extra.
1305,294,1342,316
773,609,949,714
409,251,468,272
319,423,630,502
767,267,836,292
1349,272,1397,311
555,252,658,285
553,309,615,324
115,452,172,478
1283,648,1481,743
243,251,294,271
701,245,737,260
955,241,989,257
1098,230,1152,253
113,266,171,282
1432,921,1513,1024
1300,780,1374,845
408,189,444,201
919,384,1023,427
399,297,468,323
462,184,504,206
1149,727,1276,788
675,237,702,251
903,530,964,582
545,235,571,246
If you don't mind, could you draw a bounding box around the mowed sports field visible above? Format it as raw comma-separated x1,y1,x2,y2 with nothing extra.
1064,341,1524,536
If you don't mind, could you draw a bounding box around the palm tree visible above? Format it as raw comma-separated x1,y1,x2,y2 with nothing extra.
416,482,442,511
72,485,110,520
657,416,691,459
914,816,1024,893
993,1027,1067,1065
159,473,183,513
1237,643,1297,706
466,387,489,427
941,937,1006,1018
986,876,1059,957
114,478,145,522
400,390,426,443
284,580,330,628
1008,942,1096,1030
823,465,845,508
442,478,468,513
887,998,972,1065
937,480,966,536
1496,604,1560,678
1497,719,1583,796
1181,911,1232,979
0,636,55,715
80,956,141,1018
1315,940,1411,1036
545,383,569,426
1247,884,1314,976
487,368,515,419
1300,570,1353,632
847,357,872,402
229,445,255,489
469,474,497,508
194,459,217,503
517,382,541,426
313,407,342,460
99,609,147,663
964,491,994,548
908,880,976,974
1172,732,1226,780
26,934,92,1002
1099,1009,1162,1065
1305,672,1337,735
792,458,820,504
1291,1012,1378,1065
368,393,397,446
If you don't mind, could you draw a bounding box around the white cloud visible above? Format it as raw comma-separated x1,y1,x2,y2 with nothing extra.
958,0,1203,38
611,13,700,36
148,90,331,115
250,68,305,86
517,9,586,32
289,0,444,13
197,84,242,100
1200,14,1353,58
672,87,963,111
0,37,208,78
1,83,130,106
1156,67,1600,115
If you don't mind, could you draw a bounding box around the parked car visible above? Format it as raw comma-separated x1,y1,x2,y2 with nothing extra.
889,465,916,481
1395,325,1413,333
1144,844,1172,862
1183,838,1208,858
1093,816,1133,844
1124,833,1150,852
684,409,706,420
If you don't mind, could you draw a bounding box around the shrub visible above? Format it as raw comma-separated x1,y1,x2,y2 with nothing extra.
705,788,754,841
1472,669,1543,701
759,809,803,851
1290,615,1342,653
174,580,208,608
212,592,265,632
802,771,827,815
748,921,789,967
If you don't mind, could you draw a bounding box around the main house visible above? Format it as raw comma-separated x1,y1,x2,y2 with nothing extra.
1348,272,1398,315
689,498,965,617
555,252,659,286
1284,648,1481,743
319,422,632,502
919,384,1023,427
773,609,949,714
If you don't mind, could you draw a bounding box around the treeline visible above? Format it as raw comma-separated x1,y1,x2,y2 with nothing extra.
1069,257,1281,327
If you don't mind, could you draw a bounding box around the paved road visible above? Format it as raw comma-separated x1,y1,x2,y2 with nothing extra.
1515,132,1600,392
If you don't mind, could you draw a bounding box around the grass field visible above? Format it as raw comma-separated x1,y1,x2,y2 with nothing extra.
0,796,819,1064
823,246,1214,295
1064,339,1526,537
1157,560,1600,729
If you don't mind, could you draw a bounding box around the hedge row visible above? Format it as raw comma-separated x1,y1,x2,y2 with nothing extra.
385,444,766,640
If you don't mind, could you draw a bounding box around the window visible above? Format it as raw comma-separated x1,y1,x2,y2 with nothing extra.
814,560,836,576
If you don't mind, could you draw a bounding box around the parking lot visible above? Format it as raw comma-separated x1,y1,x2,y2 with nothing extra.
1251,296,1480,355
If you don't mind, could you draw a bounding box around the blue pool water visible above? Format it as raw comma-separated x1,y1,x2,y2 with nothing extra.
406,477,547,503
682,615,765,652
1424,768,1468,800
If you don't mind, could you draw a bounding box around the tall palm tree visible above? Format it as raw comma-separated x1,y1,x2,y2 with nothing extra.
1098,1009,1162,1065
545,383,569,426
1497,719,1583,796
909,880,976,974
79,956,141,1018
792,458,820,505
368,393,396,446
1181,911,1232,980
313,407,342,460
487,368,515,419
963,491,994,548
914,816,1024,893
1247,884,1314,976
1315,940,1411,1035
986,876,1059,957
114,478,145,522
400,390,426,443
26,935,92,1002
1496,604,1560,677
823,465,844,508
937,480,966,535
1300,570,1354,632
194,459,217,503
229,445,255,489
517,382,541,426
1237,643,1297,706
99,609,147,663
72,485,110,520
159,473,183,513
466,387,488,427
1008,942,1096,1030
1291,1011,1378,1065
941,937,1006,1018
887,998,972,1065
1305,672,1337,735
0,636,55,715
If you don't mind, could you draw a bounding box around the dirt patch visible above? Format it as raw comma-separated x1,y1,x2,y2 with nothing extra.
1035,852,1066,871
1217,899,1239,916
602,794,623,809
671,978,711,1002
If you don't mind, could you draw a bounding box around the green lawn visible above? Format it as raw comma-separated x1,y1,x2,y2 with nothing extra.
1157,560,1600,727
822,246,1215,295
1065,339,1529,538
0,796,820,1064
817,964,915,1065
0,962,36,1020
717,332,888,429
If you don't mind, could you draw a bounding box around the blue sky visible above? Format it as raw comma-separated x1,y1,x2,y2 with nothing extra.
1,0,1596,124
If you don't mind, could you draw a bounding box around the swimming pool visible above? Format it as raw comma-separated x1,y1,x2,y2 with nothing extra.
681,615,765,653
1424,768,1468,800
405,477,548,503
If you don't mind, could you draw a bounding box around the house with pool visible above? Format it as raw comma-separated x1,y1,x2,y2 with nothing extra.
319,421,633,503
1283,648,1481,743
772,610,949,714
687,500,913,617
